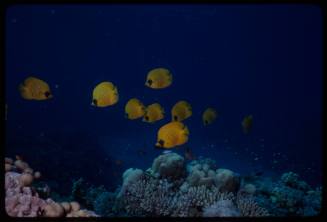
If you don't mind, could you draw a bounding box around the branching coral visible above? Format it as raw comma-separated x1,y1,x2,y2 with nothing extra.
122,172,237,217
236,193,269,216
123,176,175,216
172,186,235,217
203,199,241,217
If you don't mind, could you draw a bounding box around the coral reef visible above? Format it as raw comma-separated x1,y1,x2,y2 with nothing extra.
184,158,240,193
247,171,322,216
94,192,117,216
118,153,267,217
215,169,240,193
5,156,98,217
5,153,322,217
121,173,267,217
118,168,144,198
236,193,269,216
203,199,240,217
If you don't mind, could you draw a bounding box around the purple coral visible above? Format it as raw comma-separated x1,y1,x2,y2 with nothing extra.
5,156,99,217
5,172,47,217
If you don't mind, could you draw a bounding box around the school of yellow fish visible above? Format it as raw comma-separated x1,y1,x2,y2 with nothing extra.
16,68,253,149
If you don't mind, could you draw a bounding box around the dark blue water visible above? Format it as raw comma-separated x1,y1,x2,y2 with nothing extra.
5,4,322,192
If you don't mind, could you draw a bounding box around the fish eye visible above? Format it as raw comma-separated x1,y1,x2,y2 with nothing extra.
147,79,152,86
158,139,164,146
174,115,178,121
44,91,51,98
145,116,149,121
205,120,208,125
93,99,98,106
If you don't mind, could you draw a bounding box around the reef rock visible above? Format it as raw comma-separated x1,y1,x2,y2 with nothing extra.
151,152,185,180
214,169,240,193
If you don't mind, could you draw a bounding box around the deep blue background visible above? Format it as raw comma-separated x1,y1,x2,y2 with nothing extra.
5,4,323,190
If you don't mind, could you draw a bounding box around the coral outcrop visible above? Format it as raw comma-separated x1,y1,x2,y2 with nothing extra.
245,171,322,216
117,154,268,217
150,152,186,180
184,158,240,193
5,156,98,217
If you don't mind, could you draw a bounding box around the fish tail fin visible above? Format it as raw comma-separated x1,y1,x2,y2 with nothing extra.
18,84,32,99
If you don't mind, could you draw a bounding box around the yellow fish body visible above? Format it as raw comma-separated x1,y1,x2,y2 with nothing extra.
92,82,119,107
155,121,189,149
171,100,192,122
19,76,53,100
143,103,164,123
145,68,172,89
125,98,146,120
202,108,217,125
242,115,253,134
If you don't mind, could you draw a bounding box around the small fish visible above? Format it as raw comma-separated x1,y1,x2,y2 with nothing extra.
171,101,192,122
155,121,189,149
91,81,119,107
202,108,218,125
19,76,53,100
143,103,165,123
125,98,146,120
145,68,172,89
